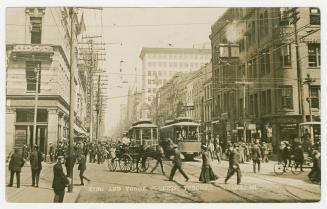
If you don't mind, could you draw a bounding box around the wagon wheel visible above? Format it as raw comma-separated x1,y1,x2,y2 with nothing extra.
119,154,133,172
137,156,150,173
107,158,117,171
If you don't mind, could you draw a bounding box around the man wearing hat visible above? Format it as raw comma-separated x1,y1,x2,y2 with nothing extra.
8,148,25,188
281,142,291,172
30,144,44,187
52,156,70,203
169,144,189,182
251,141,262,173
225,145,241,184
293,144,304,172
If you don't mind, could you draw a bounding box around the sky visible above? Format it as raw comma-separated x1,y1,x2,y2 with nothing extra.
83,8,227,136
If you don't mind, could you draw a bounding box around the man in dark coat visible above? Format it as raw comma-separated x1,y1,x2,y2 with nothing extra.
251,142,262,173
149,145,165,175
8,148,25,188
281,142,291,171
64,150,76,177
30,145,43,187
169,145,189,182
293,144,304,172
52,156,69,203
77,154,90,185
225,145,241,184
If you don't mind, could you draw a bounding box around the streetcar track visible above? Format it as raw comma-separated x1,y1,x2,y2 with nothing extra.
169,160,320,202
250,174,320,195
162,160,253,202
186,160,320,195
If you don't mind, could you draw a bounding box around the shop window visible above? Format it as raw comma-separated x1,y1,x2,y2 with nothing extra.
308,43,320,67
26,61,41,92
16,109,48,122
30,17,42,44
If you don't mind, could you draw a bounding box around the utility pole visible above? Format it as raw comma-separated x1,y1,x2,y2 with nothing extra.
289,8,305,122
33,64,40,146
68,7,76,193
304,74,315,123
236,79,253,142
96,75,101,139
79,36,107,142
89,40,94,142
304,73,315,144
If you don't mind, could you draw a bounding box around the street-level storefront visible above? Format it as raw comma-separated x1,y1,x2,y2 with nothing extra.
261,115,301,152
6,97,70,157
14,109,48,151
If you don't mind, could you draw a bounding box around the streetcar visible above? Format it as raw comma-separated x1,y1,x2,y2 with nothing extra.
160,117,201,159
128,119,159,146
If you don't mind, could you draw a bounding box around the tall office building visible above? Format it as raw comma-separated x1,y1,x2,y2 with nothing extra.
139,47,211,119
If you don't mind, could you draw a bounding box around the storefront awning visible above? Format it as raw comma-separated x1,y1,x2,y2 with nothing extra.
73,123,88,136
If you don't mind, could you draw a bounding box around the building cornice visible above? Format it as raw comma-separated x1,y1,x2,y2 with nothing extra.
6,95,70,110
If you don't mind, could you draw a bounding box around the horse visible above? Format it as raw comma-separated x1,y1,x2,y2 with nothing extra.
136,144,165,175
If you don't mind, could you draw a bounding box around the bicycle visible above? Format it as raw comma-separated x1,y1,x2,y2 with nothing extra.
273,159,302,175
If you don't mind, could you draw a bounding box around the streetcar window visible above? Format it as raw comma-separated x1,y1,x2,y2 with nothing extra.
153,128,157,143
142,128,151,140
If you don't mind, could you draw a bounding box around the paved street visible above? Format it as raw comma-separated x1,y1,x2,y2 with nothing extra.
5,157,320,203
76,158,320,203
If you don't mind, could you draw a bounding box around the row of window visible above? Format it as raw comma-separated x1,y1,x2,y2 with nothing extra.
147,53,210,60
239,8,320,53
147,79,167,85
239,43,320,79
216,86,320,117
280,8,320,26
245,11,269,46
147,61,205,69
147,70,175,77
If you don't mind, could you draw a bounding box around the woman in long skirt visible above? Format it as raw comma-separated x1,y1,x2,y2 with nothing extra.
199,145,218,183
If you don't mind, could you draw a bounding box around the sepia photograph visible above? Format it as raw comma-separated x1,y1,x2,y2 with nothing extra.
2,2,324,205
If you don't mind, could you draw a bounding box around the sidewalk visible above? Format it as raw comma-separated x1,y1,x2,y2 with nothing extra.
5,162,83,203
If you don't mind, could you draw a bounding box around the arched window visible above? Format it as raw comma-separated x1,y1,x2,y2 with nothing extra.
264,10,269,34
